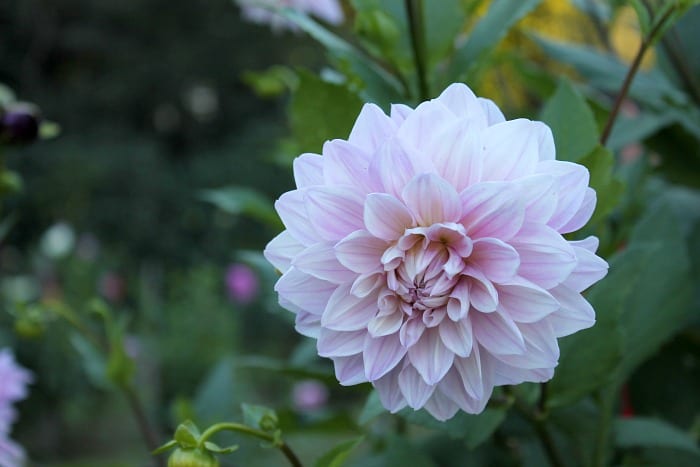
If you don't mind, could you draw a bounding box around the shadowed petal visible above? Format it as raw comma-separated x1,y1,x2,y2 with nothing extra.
459,182,525,241
402,173,461,226
333,354,367,385
293,153,323,188
373,365,407,413
563,244,608,292
438,318,473,357
305,186,365,241
510,222,577,289
318,329,366,357
293,243,357,283
364,333,407,380
335,230,387,274
275,189,320,246
322,283,379,331
364,193,415,241
546,284,596,337
472,310,526,356
408,327,455,385
399,364,436,409
264,230,305,273
275,267,337,316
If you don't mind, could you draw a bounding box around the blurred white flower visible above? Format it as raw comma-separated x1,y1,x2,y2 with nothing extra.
40,222,75,259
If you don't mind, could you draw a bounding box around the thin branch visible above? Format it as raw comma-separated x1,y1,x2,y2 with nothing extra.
405,0,429,101
599,5,677,146
662,30,700,107
123,385,165,467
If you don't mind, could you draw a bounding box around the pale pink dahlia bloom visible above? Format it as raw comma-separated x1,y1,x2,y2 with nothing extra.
264,83,608,420
237,0,344,32
0,349,32,467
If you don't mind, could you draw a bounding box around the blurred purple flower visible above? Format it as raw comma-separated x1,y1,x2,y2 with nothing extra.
292,380,328,411
98,272,126,303
225,263,259,304
0,436,24,467
236,0,344,32
264,83,608,420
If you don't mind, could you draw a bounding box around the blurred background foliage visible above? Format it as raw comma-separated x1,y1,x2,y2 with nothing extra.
1,0,699,466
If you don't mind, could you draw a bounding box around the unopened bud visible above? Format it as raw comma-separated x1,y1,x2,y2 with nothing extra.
167,447,219,467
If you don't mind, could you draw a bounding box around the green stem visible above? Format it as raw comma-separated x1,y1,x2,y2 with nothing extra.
405,0,429,101
599,5,677,146
122,384,165,467
509,388,564,467
198,423,304,467
592,390,616,467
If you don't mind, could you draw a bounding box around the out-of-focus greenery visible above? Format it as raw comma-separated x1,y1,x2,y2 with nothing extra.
1,1,699,466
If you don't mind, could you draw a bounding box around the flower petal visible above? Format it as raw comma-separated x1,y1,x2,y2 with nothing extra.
275,267,337,315
408,327,455,385
494,320,559,369
563,244,608,292
293,152,324,188
323,139,376,193
423,386,460,421
402,173,461,226
478,97,506,125
317,329,366,357
305,186,365,241
435,83,487,125
321,283,379,331
459,182,525,241
464,266,498,313
369,139,421,198
367,308,404,337
559,187,596,234
470,238,520,283
364,193,415,241
264,230,304,273
481,119,540,181
399,364,436,409
537,160,590,232
510,222,577,289
472,311,526,356
335,230,387,274
348,103,396,153
496,278,559,323
546,284,596,337
333,354,367,385
429,119,483,191
275,189,320,246
364,333,407,380
293,243,357,284
438,318,473,357
373,365,407,412
396,100,455,153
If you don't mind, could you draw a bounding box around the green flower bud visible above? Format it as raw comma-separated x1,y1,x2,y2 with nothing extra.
167,447,219,467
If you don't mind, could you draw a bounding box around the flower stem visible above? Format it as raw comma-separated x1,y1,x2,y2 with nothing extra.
198,423,304,467
509,387,564,467
122,384,165,467
405,0,429,101
599,5,678,146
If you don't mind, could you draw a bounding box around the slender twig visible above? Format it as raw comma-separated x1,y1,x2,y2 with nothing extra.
123,384,165,467
599,5,677,146
198,422,304,467
405,0,429,100
592,391,616,467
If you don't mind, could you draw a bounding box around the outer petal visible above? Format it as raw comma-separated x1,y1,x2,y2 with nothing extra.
373,365,407,412
364,333,407,380
407,327,455,385
275,189,320,246
537,160,590,231
333,354,367,385
494,320,559,369
321,283,379,331
369,139,421,199
459,182,525,241
423,386,460,421
563,244,609,292
348,103,397,153
469,238,520,284
402,173,462,226
481,119,540,181
396,100,456,153
293,243,357,283
435,83,487,126
323,139,376,193
335,230,387,274
546,284,596,337
275,267,337,316
472,310,526,356
305,186,365,241
559,187,596,234
496,278,559,323
293,153,324,188
264,230,304,273
399,364,436,409
317,329,367,357
478,97,506,126
510,222,577,289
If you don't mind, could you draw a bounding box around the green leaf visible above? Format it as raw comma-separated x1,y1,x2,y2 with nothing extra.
614,417,700,456
152,439,178,455
449,0,542,80
198,186,281,229
540,79,598,162
241,403,279,432
203,441,239,454
314,436,365,467
607,111,676,151
242,66,298,98
424,0,465,66
358,390,385,425
174,420,201,448
400,407,508,448
577,146,624,224
69,332,110,389
290,70,364,153
193,356,238,425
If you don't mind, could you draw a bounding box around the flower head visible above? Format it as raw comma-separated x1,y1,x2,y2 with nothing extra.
264,83,608,420
236,0,344,32
0,349,32,467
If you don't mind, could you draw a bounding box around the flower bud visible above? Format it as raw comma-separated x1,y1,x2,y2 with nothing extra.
167,447,219,467
1,103,40,144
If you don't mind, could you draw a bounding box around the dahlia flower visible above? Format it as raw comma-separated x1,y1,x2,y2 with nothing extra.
0,349,32,467
264,83,608,420
237,0,344,32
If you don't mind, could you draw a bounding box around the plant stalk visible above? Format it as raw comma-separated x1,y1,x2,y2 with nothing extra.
405,0,429,100
122,384,165,467
198,422,304,467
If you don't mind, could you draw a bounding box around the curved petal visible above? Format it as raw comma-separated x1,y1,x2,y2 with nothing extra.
293,242,357,283
464,266,498,313
496,278,559,323
390,103,413,124
373,365,407,412
563,244,608,292
369,139,421,198
348,103,396,153
335,230,387,274
275,267,337,315
364,193,415,241
559,187,596,234
396,100,455,153
402,173,461,226
546,284,596,337
472,310,526,356
438,317,473,357
333,354,367,385
364,332,407,381
470,238,520,283
510,222,577,289
478,97,506,126
264,230,305,273
537,160,590,232
367,308,404,337
321,283,379,331
322,139,376,193
435,83,487,125
494,320,559,369
293,152,324,188
423,386,460,421
428,119,483,191
481,119,540,181
275,189,320,246
305,186,365,241
408,327,454,385
516,174,557,223
459,182,525,241
399,364,436,409
317,328,367,357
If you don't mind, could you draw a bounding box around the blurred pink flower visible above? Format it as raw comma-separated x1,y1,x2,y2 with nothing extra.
98,272,126,303
292,380,329,411
264,83,608,420
236,0,344,32
0,349,32,467
225,263,259,304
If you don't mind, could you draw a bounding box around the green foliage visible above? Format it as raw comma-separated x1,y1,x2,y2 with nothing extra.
578,146,624,224
314,436,364,467
614,417,700,456
290,70,364,153
199,186,281,229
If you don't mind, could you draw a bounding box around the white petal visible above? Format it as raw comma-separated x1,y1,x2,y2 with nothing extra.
438,318,473,357
399,364,436,409
390,103,413,124
496,278,559,323
510,222,577,289
396,100,455,153
453,345,487,400
275,267,336,315
335,230,387,274
333,354,367,385
546,284,596,337
570,235,599,253
478,97,506,125
494,320,559,369
305,186,365,241
537,160,589,232
369,139,420,198
459,182,525,241
408,327,455,385
293,243,357,283
264,230,304,273
464,266,498,313
422,386,460,421
351,272,385,298
364,333,407,380
322,139,376,193
435,83,487,125
294,310,321,338
402,173,461,226
559,187,596,234
533,121,555,161
470,238,520,283
399,317,425,347
447,279,470,321
322,283,379,331
348,103,396,153
472,310,526,356
317,328,367,357
517,174,558,223
367,309,404,337
429,119,483,191
481,119,540,181
275,189,320,246
293,153,324,188
364,193,415,241
373,365,407,412
563,244,608,292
